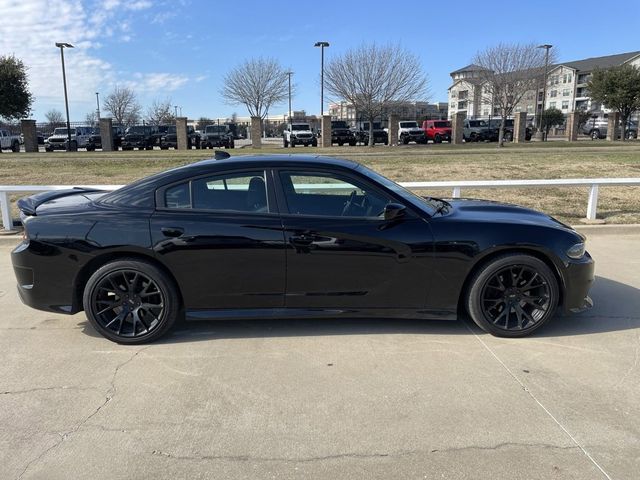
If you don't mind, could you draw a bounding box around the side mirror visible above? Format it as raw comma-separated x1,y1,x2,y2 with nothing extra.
383,203,406,221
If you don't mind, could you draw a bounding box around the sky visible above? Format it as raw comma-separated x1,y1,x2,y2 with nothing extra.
1,0,639,122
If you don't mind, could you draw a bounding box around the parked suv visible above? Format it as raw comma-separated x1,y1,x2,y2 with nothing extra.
330,120,356,146
45,126,92,151
283,123,317,147
462,119,490,142
486,119,532,141
397,121,427,144
160,126,201,149
201,124,235,149
85,126,124,151
422,120,452,143
582,118,637,139
356,122,388,145
121,125,158,150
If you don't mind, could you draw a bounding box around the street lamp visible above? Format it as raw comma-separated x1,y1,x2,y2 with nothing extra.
55,42,74,151
174,105,178,117
95,92,100,121
286,71,293,123
534,44,553,141
314,41,330,116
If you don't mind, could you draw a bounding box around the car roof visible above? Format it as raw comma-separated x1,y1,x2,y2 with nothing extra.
190,154,358,170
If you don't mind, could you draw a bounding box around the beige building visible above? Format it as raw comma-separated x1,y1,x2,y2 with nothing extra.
448,50,640,120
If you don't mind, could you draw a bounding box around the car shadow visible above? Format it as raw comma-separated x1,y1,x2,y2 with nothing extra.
78,276,640,344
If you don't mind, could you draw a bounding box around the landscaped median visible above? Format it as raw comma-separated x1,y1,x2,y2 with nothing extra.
1,141,640,225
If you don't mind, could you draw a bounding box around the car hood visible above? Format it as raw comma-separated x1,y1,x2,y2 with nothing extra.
446,198,575,232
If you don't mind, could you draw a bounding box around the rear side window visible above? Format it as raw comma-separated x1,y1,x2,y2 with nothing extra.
163,171,268,213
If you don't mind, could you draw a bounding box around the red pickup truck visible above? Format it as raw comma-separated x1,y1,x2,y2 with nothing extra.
422,120,452,143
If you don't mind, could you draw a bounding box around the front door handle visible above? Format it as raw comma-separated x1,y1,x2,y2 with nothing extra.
290,234,314,246
161,227,184,238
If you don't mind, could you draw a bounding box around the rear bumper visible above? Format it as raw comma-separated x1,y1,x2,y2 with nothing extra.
12,241,79,315
561,251,595,314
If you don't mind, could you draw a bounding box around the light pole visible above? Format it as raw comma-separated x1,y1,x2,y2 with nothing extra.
174,105,178,117
534,44,553,141
286,71,293,123
55,42,74,151
95,92,100,121
314,41,330,116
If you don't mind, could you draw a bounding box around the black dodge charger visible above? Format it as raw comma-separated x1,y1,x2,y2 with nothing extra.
11,154,594,344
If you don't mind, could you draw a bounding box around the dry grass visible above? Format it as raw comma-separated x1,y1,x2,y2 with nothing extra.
1,141,640,225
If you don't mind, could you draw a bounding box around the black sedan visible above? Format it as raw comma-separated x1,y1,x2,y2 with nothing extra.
12,154,594,344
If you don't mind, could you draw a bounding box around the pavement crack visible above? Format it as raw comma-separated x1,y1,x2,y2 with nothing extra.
15,346,150,480
151,442,578,464
1,385,96,396
464,321,613,480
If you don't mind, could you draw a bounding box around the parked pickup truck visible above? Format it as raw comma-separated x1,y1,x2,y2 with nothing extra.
422,120,452,143
121,125,159,150
0,129,21,152
397,121,427,144
45,126,93,151
331,120,356,146
283,123,317,147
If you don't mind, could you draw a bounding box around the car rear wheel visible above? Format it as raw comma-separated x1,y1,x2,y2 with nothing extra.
83,260,180,344
591,130,600,140
466,254,559,337
434,134,442,143
12,141,20,152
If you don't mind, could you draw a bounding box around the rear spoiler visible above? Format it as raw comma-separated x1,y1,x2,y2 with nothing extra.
17,187,105,216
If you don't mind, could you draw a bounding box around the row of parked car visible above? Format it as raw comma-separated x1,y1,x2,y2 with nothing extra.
280,118,537,147
39,124,238,152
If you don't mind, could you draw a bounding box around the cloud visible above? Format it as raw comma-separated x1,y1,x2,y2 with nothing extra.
0,0,200,120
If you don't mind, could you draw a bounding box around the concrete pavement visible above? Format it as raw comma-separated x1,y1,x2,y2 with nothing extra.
1,229,639,479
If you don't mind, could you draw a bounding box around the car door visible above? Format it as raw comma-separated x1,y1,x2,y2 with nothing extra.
150,168,286,310
275,168,434,310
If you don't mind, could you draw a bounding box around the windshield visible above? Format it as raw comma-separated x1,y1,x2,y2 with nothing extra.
127,126,149,135
356,164,439,216
331,121,348,129
468,120,486,127
291,124,310,131
434,121,451,128
166,126,177,134
53,128,75,135
400,122,418,128
205,125,228,134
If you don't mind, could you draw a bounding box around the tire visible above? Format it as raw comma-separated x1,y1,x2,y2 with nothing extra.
384,139,388,145
283,138,288,148
11,141,20,152
466,254,559,338
69,140,78,151
591,130,600,140
434,134,442,144
338,141,344,146
290,140,295,148
83,259,180,344
504,132,513,142
349,140,356,146
312,139,318,147
402,136,409,145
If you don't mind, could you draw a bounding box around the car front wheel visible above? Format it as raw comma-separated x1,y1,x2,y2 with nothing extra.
83,259,180,344
466,254,559,337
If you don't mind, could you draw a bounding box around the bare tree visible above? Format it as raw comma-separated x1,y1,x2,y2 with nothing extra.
103,86,142,127
45,109,64,128
146,98,175,126
473,43,556,146
196,117,214,131
324,44,428,147
221,58,289,120
85,111,98,127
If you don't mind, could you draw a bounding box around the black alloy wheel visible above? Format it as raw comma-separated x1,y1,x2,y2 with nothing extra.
84,260,179,344
466,254,558,337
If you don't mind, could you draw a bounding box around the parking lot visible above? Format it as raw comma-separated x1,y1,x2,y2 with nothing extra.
1,226,639,479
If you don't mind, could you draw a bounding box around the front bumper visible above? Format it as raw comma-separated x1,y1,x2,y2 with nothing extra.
561,251,595,314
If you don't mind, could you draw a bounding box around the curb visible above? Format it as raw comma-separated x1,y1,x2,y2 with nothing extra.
1,224,639,247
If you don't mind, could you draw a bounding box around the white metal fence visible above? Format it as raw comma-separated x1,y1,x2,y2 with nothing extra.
2,178,640,231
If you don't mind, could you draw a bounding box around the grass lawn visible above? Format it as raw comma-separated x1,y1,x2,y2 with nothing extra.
1,141,640,225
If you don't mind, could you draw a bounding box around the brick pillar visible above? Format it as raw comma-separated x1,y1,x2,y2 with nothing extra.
250,116,262,148
21,119,38,153
176,117,188,150
452,112,465,145
321,115,331,148
606,112,620,141
99,118,114,151
567,111,580,142
388,114,399,146
513,112,528,143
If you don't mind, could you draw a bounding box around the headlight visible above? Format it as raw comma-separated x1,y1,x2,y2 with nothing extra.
567,242,586,259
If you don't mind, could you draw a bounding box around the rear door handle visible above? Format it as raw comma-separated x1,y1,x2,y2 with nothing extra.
161,227,184,238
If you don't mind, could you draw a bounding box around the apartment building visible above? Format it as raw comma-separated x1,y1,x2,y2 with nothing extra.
448,50,640,120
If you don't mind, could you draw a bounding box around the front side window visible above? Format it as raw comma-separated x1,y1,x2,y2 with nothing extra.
164,171,268,213
279,171,392,218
